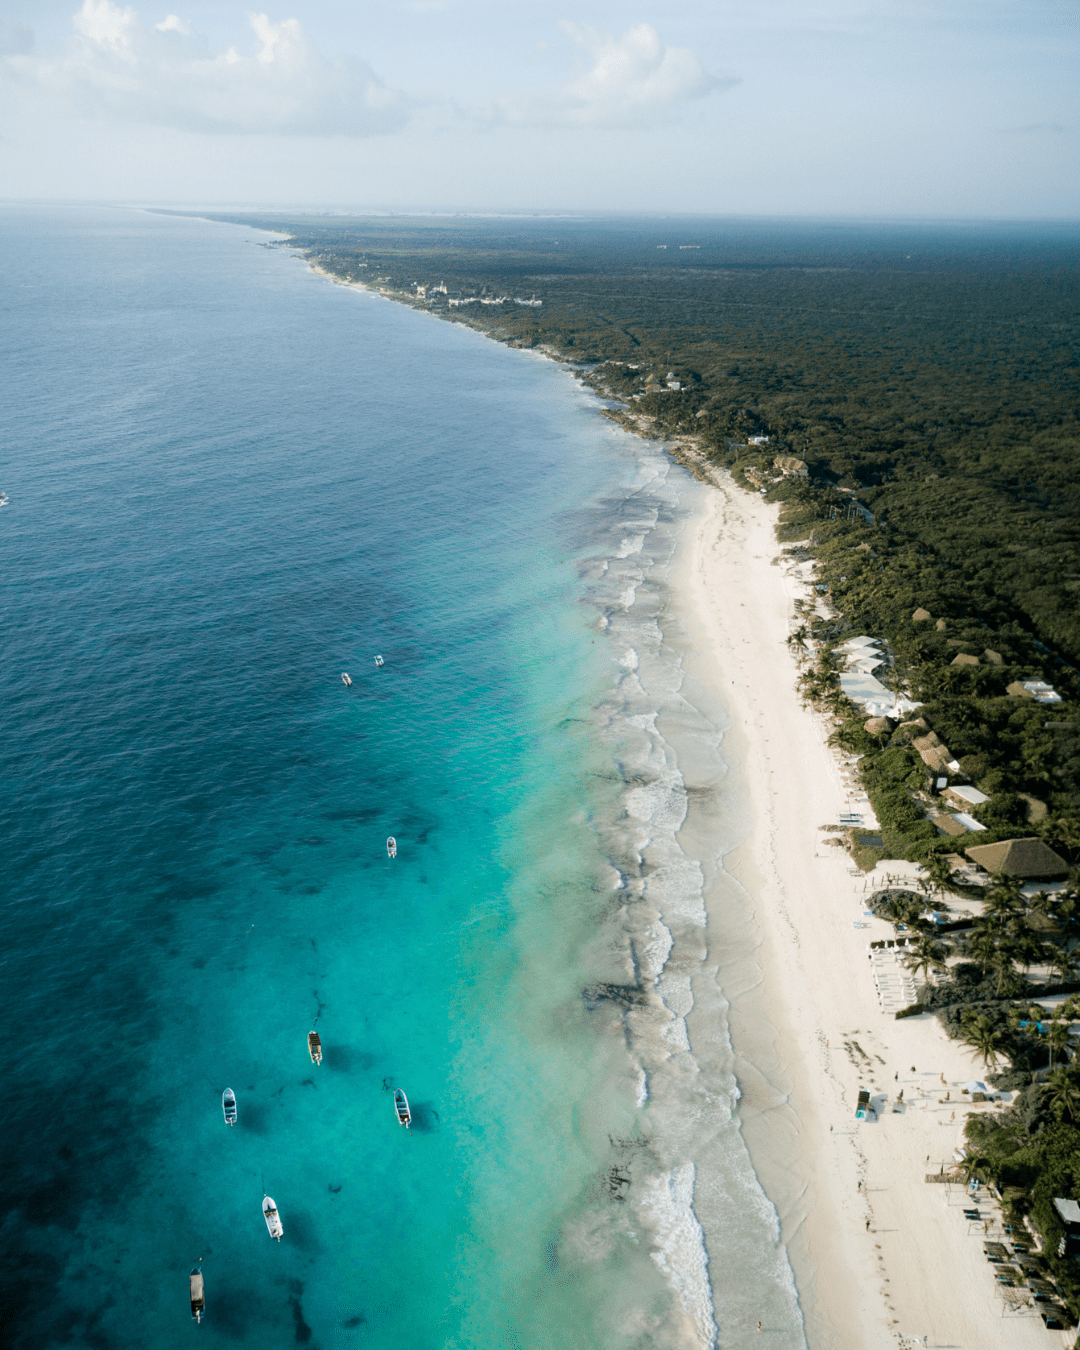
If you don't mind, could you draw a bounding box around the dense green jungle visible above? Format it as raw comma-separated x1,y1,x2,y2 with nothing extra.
191,212,1080,870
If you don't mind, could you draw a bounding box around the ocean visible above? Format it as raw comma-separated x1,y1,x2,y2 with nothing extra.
0,206,804,1349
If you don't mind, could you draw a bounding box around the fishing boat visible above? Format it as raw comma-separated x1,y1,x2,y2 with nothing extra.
341,672,352,686
374,655,384,667
308,1030,322,1065
222,1088,237,1126
189,1264,205,1322
386,836,397,859
394,1088,412,1129
262,1195,283,1241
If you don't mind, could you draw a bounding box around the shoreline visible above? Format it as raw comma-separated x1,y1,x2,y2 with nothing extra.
306,258,1067,1347
672,464,1065,1348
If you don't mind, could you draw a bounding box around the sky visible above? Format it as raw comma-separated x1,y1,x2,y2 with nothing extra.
0,0,1077,216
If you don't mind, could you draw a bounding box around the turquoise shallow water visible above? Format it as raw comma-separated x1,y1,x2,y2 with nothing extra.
0,206,806,1350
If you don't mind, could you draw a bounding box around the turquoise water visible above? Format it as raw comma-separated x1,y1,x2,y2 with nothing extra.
0,206,805,1349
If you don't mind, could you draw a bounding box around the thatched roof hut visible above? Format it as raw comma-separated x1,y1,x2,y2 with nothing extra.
965,837,1069,878
933,814,970,836
950,653,980,667
912,731,954,773
912,608,931,622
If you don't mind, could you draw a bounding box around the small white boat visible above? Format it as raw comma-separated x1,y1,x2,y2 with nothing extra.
386,836,397,859
190,1264,205,1322
341,672,352,686
0,493,8,508
394,1088,412,1129
263,1195,283,1241
222,1088,237,1127
308,1030,322,1065
374,655,384,667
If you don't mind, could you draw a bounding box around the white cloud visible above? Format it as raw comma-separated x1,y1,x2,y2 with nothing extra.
560,23,729,122
4,1,409,136
489,23,733,128
154,16,194,38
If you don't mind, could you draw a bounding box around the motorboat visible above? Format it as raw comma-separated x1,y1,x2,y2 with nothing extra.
394,1088,412,1129
222,1088,237,1126
263,1195,283,1241
189,1264,205,1322
0,493,8,508
386,836,397,859
308,1030,322,1065
374,655,384,667
341,673,352,686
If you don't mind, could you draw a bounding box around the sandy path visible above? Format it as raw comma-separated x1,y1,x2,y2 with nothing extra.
673,471,1063,1350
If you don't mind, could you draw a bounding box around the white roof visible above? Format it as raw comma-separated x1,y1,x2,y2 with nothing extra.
837,636,882,651
863,699,895,718
839,673,892,705
948,784,990,806
1024,681,1063,704
1055,1198,1080,1225
950,812,987,833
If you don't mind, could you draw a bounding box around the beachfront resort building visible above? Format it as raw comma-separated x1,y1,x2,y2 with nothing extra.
1006,679,1064,704
964,837,1070,879
835,636,922,720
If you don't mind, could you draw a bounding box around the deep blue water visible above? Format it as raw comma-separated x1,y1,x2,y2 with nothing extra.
0,206,824,1350
0,206,688,1349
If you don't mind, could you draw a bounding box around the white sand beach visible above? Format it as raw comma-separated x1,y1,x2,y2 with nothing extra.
673,466,1067,1349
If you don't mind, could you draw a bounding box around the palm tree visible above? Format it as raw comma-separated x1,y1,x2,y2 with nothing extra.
920,854,955,902
1044,1067,1080,1122
1012,930,1045,978
1008,1005,1046,1046
893,895,929,932
926,853,954,885
1058,993,1080,1022
902,936,949,985
989,946,1023,996
786,625,810,663
983,879,1024,921
960,1013,1005,1069
1042,818,1080,864
956,1151,994,1189
966,927,1000,976
1046,1018,1072,1072
1047,948,1078,985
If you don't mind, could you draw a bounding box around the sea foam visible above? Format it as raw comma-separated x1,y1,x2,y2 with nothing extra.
575,420,807,1347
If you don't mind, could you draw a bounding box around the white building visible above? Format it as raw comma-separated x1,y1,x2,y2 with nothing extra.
1023,680,1063,704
